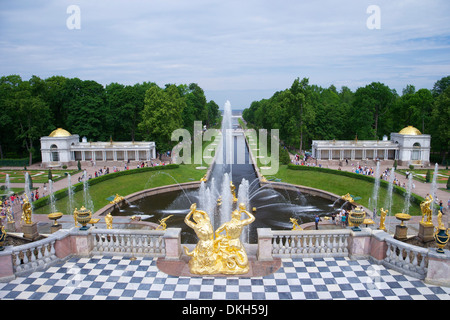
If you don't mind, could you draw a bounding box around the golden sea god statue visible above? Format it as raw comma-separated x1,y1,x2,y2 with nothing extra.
183,202,255,275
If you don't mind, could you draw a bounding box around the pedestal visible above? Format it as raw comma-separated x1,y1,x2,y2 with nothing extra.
394,225,408,241
418,222,435,242
5,222,16,233
22,222,39,240
51,224,62,234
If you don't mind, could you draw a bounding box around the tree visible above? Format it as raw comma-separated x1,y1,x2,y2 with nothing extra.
8,83,52,165
430,86,450,164
139,84,186,151
432,75,450,97
351,82,395,139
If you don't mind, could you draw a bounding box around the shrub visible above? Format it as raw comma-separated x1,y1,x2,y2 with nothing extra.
425,169,431,183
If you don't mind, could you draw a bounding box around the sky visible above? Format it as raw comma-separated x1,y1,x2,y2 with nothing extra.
1,0,450,109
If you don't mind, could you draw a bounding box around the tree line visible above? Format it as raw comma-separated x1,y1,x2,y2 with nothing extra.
242,76,450,164
0,75,221,164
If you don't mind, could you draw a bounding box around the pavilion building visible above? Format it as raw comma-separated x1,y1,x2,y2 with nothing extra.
311,126,430,166
40,128,156,167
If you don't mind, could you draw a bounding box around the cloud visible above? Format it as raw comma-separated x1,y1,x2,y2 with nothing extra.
0,0,449,108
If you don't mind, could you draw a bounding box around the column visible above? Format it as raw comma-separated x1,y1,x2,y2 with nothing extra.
135,150,139,161
102,151,106,161
373,149,377,160
152,147,156,159
113,150,117,161
328,149,332,160
81,151,86,161
362,149,366,160
351,149,355,161
340,150,344,161
146,150,150,161
384,149,388,160
91,151,95,162
124,150,128,162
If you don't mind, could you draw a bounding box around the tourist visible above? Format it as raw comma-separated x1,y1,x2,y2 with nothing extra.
314,215,321,230
341,212,346,227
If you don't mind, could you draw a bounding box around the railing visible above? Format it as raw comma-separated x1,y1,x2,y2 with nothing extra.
383,237,428,279
12,236,58,275
91,229,166,257
271,229,351,258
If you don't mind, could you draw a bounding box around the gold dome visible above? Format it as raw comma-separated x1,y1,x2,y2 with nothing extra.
398,126,422,135
49,128,71,137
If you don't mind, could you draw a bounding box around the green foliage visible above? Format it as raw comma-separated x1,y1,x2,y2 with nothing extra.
425,169,431,183
243,76,449,165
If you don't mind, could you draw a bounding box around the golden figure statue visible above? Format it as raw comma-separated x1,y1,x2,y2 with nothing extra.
200,174,207,182
420,194,434,226
110,194,125,205
73,207,79,227
105,212,113,229
379,208,387,231
6,207,14,224
290,218,303,231
183,203,221,275
156,215,173,231
437,209,445,230
341,193,354,203
21,195,32,225
214,203,255,274
230,182,238,203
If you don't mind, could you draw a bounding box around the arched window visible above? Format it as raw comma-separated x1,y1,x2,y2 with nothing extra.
411,142,421,161
50,144,59,162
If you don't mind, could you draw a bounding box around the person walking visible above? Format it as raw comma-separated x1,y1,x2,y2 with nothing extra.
315,215,322,230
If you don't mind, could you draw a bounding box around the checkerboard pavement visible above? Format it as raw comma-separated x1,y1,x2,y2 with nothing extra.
0,255,449,300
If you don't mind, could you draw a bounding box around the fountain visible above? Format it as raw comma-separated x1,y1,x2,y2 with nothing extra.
370,161,381,216
429,163,439,214
82,170,94,213
112,100,339,243
384,167,395,233
402,172,413,214
4,174,11,195
48,179,57,214
67,174,75,217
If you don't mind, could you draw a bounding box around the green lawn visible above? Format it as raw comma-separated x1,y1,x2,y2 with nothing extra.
270,165,421,216
0,169,80,184
33,164,206,215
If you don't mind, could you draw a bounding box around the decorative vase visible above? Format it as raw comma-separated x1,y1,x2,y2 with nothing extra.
76,206,92,231
348,207,366,231
434,228,449,254
48,212,63,226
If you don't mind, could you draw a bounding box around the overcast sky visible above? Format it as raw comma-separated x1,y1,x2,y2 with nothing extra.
1,0,449,109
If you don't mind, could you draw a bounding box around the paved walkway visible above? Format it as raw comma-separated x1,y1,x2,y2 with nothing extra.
1,255,449,300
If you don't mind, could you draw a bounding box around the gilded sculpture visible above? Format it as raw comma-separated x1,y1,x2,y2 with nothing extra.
420,194,434,226
379,207,387,231
156,215,173,231
290,218,303,231
184,202,255,275
105,212,114,229
21,194,32,225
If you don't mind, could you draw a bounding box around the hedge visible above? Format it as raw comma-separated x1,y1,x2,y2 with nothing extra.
32,164,179,211
287,164,424,206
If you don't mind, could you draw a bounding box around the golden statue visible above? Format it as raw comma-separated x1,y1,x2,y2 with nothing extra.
200,174,207,182
230,181,238,203
214,203,255,274
379,208,387,231
437,209,445,230
105,212,113,229
183,203,221,275
21,195,32,225
110,194,125,205
420,195,434,226
156,215,173,231
341,193,354,203
290,218,303,231
73,207,79,227
6,207,14,224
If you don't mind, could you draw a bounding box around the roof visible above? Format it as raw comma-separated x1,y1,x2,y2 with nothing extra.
49,128,72,137
398,126,422,135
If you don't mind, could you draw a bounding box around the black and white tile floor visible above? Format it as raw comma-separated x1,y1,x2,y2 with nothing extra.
1,255,449,300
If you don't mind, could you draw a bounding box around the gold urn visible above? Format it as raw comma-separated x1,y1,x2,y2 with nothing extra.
348,207,366,231
48,212,63,226
75,206,92,230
